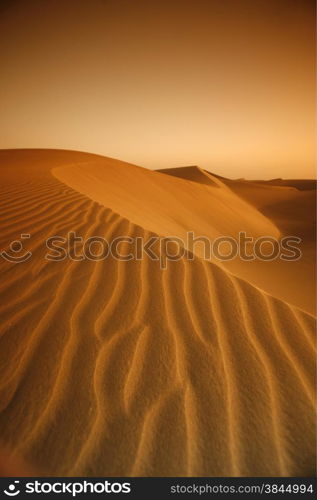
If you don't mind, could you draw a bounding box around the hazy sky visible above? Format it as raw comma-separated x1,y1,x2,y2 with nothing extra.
0,0,315,178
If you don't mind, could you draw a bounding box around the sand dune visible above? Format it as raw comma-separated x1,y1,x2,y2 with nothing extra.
53,158,279,243
0,149,315,476
158,166,316,314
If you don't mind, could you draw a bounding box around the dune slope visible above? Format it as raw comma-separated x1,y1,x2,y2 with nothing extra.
0,149,315,476
157,166,316,314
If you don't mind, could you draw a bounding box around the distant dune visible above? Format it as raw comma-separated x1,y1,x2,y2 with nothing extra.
0,149,315,476
157,166,220,187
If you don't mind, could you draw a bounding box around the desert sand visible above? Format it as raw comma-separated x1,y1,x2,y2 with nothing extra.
0,149,315,476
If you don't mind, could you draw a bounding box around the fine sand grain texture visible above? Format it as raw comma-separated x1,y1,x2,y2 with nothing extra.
0,149,316,476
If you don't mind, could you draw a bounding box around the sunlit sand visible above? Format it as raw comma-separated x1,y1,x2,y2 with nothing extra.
0,149,315,476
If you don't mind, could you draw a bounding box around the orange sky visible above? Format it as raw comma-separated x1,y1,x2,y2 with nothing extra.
0,0,315,178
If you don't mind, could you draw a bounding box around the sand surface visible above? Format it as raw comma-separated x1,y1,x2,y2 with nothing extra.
0,149,315,476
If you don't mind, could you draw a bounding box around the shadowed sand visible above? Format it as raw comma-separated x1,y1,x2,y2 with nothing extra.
0,149,315,476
